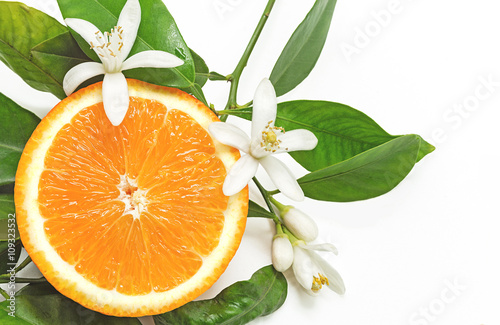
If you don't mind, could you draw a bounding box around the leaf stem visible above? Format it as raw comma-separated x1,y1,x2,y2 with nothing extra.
0,256,33,279
282,225,300,244
15,256,32,273
268,189,280,195
269,196,287,212
0,277,47,284
224,0,276,112
0,287,9,299
217,109,251,116
252,177,281,224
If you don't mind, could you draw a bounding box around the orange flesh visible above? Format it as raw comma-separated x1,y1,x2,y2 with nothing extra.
38,97,228,295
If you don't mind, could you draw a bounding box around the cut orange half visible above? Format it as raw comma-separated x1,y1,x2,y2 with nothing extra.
14,79,248,317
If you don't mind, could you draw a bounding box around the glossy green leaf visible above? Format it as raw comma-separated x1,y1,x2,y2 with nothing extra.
298,135,423,202
57,0,195,88
191,49,209,88
247,201,275,219
30,31,91,89
276,100,397,171
0,194,15,220
417,139,435,162
277,100,434,171
154,265,287,325
0,239,22,275
0,282,141,324
0,194,17,241
208,71,227,81
269,0,338,97
0,93,41,187
0,2,69,99
0,313,29,325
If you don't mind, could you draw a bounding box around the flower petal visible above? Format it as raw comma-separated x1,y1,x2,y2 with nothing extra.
259,156,304,201
272,236,294,272
63,62,105,96
223,154,259,196
122,50,184,71
301,243,338,255
102,73,129,126
274,129,318,154
208,122,251,153
65,18,101,46
116,0,141,60
283,208,318,242
310,251,345,295
251,78,277,140
292,246,314,291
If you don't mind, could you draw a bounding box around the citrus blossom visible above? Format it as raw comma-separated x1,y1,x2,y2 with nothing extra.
209,78,318,201
63,0,183,126
292,241,345,295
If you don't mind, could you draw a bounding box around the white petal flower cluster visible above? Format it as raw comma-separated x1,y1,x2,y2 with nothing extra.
209,79,318,201
272,207,345,295
63,0,184,126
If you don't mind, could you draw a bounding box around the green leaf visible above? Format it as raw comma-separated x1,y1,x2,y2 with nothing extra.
0,2,70,99
0,93,41,187
30,31,91,89
0,194,18,241
0,194,15,220
57,0,196,88
191,49,209,88
247,201,275,219
0,282,141,325
154,265,287,325
298,135,424,202
269,0,338,97
275,100,396,171
208,71,227,81
0,239,22,275
417,139,435,162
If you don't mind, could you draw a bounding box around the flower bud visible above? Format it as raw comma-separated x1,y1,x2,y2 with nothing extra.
271,235,294,272
283,208,318,242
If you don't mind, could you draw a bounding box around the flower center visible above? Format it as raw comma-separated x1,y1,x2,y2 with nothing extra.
117,175,148,220
311,273,329,292
260,120,285,153
90,26,125,73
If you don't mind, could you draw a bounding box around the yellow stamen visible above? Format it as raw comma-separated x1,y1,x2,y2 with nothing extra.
311,273,329,293
259,120,286,152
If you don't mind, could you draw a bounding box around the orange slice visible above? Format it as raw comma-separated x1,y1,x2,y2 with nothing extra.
14,79,248,317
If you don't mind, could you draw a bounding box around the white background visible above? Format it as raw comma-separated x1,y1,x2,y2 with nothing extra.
1,0,499,324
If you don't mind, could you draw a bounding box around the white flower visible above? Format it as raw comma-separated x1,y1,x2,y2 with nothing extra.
209,78,318,201
282,207,318,242
292,241,345,295
272,235,294,272
63,0,184,126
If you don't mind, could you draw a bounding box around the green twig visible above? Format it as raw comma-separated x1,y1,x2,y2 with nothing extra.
0,287,9,300
282,225,300,244
269,196,287,212
0,256,33,279
252,177,281,224
14,256,32,273
223,0,276,117
217,109,251,117
0,277,47,284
